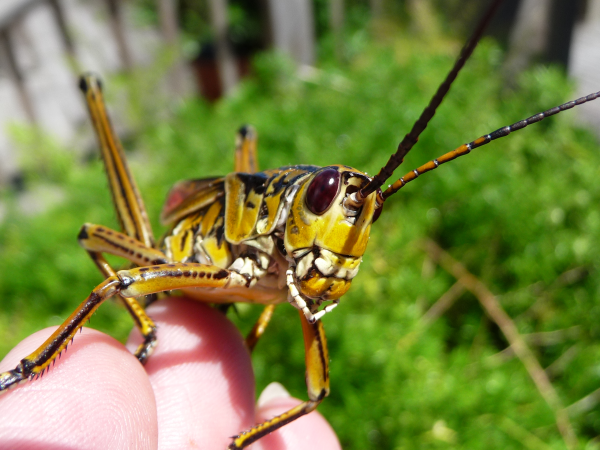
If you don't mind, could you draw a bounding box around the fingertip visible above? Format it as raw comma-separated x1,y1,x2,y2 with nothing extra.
0,327,157,449
128,297,255,449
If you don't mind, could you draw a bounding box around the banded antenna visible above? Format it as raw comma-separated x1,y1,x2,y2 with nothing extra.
353,0,504,204
384,91,600,198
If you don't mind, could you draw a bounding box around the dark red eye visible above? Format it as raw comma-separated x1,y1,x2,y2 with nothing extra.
306,168,341,215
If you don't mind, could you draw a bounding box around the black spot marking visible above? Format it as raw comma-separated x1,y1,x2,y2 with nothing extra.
78,226,89,240
183,271,191,277
215,213,226,247
238,124,251,137
78,76,88,92
139,267,150,272
79,74,103,92
180,231,189,253
213,270,229,280
237,172,268,197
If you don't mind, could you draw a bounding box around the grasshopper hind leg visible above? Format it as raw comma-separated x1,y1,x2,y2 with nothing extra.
79,75,163,363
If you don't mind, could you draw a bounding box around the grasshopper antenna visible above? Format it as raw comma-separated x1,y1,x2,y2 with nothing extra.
382,91,600,197
350,0,504,207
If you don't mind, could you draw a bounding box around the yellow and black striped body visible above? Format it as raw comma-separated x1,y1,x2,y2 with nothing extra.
160,164,379,309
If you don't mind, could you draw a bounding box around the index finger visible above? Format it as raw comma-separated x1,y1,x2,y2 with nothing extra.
126,297,256,449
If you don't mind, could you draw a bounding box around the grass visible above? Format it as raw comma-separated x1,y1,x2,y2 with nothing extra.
2,18,600,449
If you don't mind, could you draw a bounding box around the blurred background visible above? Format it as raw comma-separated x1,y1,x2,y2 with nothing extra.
1,0,600,448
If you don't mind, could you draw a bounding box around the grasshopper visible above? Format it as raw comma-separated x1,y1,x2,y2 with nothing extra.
1,0,599,447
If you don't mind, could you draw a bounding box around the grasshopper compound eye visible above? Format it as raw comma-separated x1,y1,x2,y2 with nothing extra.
306,167,341,214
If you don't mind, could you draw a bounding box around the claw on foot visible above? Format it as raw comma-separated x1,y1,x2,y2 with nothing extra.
0,369,25,392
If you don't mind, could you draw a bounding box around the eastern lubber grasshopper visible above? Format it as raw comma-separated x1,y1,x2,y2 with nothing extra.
1,0,599,447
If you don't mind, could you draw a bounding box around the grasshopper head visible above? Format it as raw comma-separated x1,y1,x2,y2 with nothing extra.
284,165,383,313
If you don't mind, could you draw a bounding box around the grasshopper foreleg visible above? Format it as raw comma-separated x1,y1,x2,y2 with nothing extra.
0,277,121,390
0,263,249,392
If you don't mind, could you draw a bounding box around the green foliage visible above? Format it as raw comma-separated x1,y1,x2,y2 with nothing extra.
2,25,600,449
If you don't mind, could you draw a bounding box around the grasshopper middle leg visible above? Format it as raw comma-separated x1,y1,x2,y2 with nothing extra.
78,222,171,363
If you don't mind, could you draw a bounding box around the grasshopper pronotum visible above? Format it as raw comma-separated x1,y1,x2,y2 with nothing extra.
1,0,599,447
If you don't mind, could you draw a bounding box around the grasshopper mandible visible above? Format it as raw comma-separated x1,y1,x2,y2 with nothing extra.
1,0,599,447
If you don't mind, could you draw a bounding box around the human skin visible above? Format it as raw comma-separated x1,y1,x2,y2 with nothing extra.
0,297,341,450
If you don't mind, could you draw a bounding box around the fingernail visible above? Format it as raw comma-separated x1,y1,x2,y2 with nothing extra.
257,381,290,407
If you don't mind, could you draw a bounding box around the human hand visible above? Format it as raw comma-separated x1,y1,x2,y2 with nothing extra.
0,297,341,449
